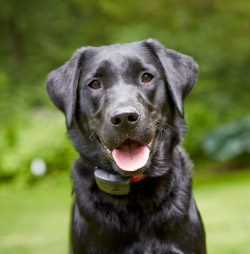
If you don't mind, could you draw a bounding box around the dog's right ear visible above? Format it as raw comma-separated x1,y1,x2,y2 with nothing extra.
144,39,198,118
46,48,85,129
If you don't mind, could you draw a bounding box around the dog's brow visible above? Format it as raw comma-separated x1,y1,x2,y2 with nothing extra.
94,65,109,77
86,60,113,78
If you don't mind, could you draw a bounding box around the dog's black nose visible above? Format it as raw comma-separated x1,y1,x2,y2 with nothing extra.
110,108,139,131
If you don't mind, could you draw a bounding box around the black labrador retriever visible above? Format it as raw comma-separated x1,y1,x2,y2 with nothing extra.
46,39,206,254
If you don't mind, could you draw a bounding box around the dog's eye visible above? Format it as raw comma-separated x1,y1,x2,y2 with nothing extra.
142,73,153,83
89,80,101,90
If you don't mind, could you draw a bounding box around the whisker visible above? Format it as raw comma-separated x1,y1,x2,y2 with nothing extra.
90,132,96,141
153,124,164,139
153,123,168,133
156,121,179,135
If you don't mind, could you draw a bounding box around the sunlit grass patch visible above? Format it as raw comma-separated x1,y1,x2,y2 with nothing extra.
0,170,249,254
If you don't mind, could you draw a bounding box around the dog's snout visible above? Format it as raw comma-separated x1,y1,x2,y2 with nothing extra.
110,108,139,131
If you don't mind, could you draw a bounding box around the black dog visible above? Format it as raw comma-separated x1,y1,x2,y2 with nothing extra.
46,39,206,254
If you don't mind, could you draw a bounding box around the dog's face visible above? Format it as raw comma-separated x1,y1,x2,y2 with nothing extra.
46,39,198,176
77,44,168,174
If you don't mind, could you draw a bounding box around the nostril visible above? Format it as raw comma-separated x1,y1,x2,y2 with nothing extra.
112,117,121,126
110,109,140,128
128,114,138,123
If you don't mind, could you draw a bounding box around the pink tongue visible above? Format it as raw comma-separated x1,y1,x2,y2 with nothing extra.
112,140,150,171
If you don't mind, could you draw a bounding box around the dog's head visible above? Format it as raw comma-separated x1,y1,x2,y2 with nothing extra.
46,39,198,176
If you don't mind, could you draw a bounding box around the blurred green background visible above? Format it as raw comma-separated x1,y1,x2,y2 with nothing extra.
0,0,249,253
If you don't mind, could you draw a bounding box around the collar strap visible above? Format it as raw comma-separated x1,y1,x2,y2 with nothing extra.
94,168,148,196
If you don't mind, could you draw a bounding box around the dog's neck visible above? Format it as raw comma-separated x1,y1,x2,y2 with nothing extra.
94,167,148,195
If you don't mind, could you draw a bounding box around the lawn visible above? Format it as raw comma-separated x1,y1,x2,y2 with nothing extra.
0,170,250,254
194,170,250,254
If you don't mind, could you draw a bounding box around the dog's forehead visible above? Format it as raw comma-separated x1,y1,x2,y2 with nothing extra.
84,42,154,71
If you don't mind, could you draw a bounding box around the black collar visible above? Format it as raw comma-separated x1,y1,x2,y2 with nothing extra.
94,168,148,195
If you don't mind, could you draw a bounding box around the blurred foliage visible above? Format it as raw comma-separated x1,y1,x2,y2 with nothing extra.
0,110,77,182
0,0,249,182
203,115,250,161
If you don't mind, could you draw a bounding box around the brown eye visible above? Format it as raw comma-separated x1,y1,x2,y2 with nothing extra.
142,73,153,83
89,80,101,89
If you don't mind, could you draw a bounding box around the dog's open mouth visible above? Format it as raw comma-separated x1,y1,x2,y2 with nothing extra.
103,139,153,172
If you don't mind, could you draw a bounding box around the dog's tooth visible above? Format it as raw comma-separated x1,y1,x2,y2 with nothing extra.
104,146,112,155
146,140,153,149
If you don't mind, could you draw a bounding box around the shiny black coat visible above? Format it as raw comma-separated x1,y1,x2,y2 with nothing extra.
46,39,206,254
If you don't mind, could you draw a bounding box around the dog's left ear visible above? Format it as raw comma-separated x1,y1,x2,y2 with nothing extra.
145,39,198,118
46,48,85,129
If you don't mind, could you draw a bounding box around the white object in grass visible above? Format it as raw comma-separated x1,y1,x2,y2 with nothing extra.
30,158,47,176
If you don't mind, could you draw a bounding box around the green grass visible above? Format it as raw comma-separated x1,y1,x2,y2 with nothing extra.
0,170,250,254
0,178,72,254
193,170,250,254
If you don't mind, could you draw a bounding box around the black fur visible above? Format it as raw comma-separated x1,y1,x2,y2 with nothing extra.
46,39,206,254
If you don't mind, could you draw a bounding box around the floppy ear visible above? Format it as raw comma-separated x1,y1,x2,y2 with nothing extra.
145,39,198,117
46,48,85,129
